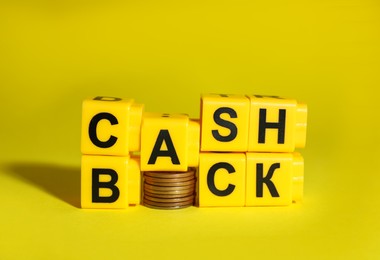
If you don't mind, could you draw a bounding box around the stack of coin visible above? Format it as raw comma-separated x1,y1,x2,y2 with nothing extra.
143,168,196,209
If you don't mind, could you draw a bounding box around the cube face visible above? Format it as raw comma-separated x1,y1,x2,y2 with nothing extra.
247,95,306,152
245,152,303,206
198,153,246,207
200,94,250,152
81,96,143,156
81,155,129,209
140,113,199,171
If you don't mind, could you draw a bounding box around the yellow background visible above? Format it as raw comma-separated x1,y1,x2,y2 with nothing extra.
0,0,379,259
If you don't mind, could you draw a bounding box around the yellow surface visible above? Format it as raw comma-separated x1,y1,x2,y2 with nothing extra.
246,152,303,206
0,0,379,259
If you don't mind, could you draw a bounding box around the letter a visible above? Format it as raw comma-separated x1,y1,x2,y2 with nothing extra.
148,130,180,165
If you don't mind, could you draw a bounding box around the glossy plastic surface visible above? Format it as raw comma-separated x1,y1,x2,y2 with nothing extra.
198,152,246,207
81,155,141,208
81,96,144,156
247,95,307,152
81,155,129,209
200,94,250,152
245,152,303,206
140,113,200,171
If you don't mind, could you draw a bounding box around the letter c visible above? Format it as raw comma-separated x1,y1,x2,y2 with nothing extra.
89,112,118,148
207,162,236,196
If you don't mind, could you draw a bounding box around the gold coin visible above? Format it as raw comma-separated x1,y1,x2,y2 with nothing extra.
144,194,194,203
143,202,193,210
144,190,195,199
144,183,194,191
143,188,195,196
143,170,195,179
144,187,195,195
144,175,195,183
143,198,194,209
144,179,196,187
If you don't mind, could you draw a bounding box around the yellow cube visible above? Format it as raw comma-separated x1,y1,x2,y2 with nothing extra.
247,95,307,152
81,155,141,209
81,96,144,156
140,113,200,171
198,152,246,207
245,152,304,206
126,156,141,206
200,94,250,152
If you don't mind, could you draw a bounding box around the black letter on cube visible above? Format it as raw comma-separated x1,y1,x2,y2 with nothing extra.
89,112,118,148
207,162,236,196
256,163,280,198
148,129,180,165
212,107,238,142
258,109,286,144
92,168,120,203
